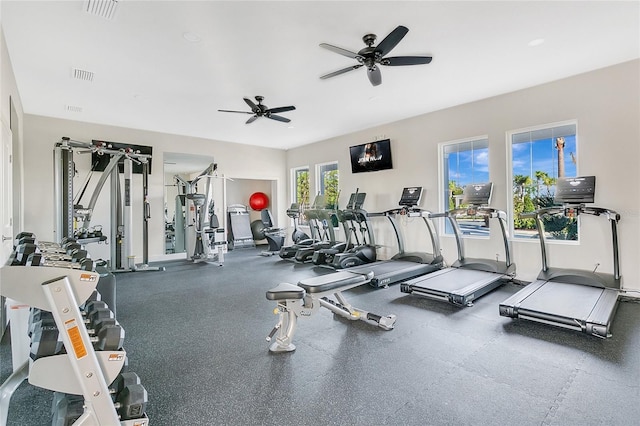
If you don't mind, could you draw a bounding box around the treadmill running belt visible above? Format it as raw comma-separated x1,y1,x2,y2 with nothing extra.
349,260,435,287
405,268,497,293
518,281,605,319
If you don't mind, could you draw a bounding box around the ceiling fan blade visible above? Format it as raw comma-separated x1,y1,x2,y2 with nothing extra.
267,105,296,114
367,66,382,86
243,97,259,112
319,43,361,59
267,114,291,123
218,109,253,114
375,25,409,57
384,56,432,66
320,64,363,79
246,115,259,124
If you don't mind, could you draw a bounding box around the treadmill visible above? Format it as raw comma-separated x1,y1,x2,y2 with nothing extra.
347,186,444,288
400,183,516,306
499,176,621,339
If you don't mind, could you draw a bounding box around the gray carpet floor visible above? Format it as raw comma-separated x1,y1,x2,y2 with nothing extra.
2,247,639,425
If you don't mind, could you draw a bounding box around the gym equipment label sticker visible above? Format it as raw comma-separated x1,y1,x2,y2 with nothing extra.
65,319,88,359
79,273,97,282
108,353,125,362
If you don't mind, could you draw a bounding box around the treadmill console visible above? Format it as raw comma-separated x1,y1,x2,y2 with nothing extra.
398,187,423,207
554,176,595,204
462,183,493,207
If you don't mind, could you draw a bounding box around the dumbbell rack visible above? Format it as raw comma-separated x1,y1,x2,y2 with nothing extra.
0,265,149,425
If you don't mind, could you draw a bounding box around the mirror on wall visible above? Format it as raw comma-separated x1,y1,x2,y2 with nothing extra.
164,152,222,255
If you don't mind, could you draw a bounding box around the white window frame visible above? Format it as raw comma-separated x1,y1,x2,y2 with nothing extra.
315,161,339,207
291,165,310,226
506,120,579,245
437,135,490,238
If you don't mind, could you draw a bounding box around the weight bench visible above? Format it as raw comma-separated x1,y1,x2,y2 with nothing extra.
265,271,397,353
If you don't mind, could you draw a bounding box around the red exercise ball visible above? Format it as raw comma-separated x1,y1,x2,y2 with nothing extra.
249,192,269,211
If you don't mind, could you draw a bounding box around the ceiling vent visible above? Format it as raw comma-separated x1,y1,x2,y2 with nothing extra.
65,105,83,113
71,68,95,82
84,0,119,20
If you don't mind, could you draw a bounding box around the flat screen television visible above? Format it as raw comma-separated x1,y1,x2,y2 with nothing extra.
349,139,393,173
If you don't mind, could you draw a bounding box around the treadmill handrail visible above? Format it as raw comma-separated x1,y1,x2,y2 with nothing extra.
528,204,621,282
429,208,513,267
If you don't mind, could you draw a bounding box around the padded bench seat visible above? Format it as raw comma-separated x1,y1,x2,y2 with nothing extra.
298,271,373,294
266,283,306,300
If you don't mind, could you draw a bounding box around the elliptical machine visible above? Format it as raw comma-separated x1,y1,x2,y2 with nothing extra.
287,203,310,244
312,191,366,266
329,195,377,269
279,195,325,259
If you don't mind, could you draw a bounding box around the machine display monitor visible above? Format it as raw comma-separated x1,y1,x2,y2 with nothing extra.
462,183,493,206
399,187,423,207
554,176,596,204
347,192,367,209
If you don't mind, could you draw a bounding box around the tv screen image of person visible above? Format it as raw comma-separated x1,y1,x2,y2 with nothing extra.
349,139,393,173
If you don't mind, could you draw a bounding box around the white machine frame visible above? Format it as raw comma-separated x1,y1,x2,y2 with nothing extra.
265,271,396,353
0,264,148,425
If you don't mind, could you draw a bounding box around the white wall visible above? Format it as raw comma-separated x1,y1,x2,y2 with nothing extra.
286,60,640,292
1,25,24,234
22,115,287,262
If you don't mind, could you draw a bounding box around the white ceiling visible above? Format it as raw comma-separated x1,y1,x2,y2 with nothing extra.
2,1,639,150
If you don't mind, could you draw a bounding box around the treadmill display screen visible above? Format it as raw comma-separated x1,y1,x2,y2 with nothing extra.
399,187,423,207
555,176,596,204
462,183,493,206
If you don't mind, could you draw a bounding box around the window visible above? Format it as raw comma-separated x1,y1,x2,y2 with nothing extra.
316,162,339,209
292,166,310,225
440,137,490,235
508,122,578,241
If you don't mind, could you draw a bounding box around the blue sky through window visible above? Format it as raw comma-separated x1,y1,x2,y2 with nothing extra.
447,148,490,188
512,135,577,183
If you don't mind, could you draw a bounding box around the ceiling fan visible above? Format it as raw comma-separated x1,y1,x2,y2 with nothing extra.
218,96,296,124
319,25,432,86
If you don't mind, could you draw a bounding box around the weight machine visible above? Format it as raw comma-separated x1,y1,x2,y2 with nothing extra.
173,163,227,264
54,137,163,272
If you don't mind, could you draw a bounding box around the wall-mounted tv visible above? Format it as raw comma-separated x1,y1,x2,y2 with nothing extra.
349,139,393,173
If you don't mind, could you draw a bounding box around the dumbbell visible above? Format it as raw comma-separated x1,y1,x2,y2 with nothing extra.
51,393,84,426
36,242,83,255
110,372,141,399
30,319,64,360
114,382,148,420
26,253,96,271
30,303,124,359
31,318,124,358
10,242,39,265
13,232,36,248
27,248,88,263
60,236,77,245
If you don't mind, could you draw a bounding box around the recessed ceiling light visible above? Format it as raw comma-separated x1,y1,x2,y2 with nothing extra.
528,38,545,47
183,32,202,43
